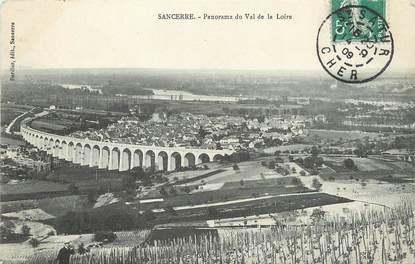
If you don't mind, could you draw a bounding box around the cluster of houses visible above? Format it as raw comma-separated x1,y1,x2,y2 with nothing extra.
69,112,310,150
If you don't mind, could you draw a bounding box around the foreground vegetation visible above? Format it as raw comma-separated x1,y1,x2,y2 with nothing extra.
4,201,414,264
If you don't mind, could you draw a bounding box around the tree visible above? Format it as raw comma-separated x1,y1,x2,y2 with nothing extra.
310,208,326,223
344,158,357,170
268,161,276,169
275,157,284,163
233,164,240,170
182,185,191,194
165,206,177,216
291,177,302,185
169,186,177,196
354,144,368,158
21,224,31,236
197,126,210,139
304,157,314,169
311,146,319,157
315,157,324,167
121,173,136,192
87,190,98,203
312,178,323,191
0,225,13,239
299,170,306,176
295,157,304,165
130,167,145,180
240,179,244,186
160,187,169,197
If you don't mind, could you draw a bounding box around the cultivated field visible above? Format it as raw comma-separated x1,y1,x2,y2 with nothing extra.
307,129,381,142
1,195,89,216
0,180,69,201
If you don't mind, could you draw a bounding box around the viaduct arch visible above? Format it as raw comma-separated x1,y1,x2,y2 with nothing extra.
21,120,234,172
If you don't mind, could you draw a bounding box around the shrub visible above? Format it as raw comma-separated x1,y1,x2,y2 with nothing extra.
29,238,40,248
159,187,169,197
207,207,219,217
21,224,31,236
291,177,301,185
0,175,10,184
77,243,88,255
0,225,13,238
275,157,284,163
344,158,357,170
68,183,79,194
87,190,98,203
121,174,136,192
295,158,304,165
182,186,191,194
312,178,323,191
143,210,156,221
310,169,319,175
165,206,177,216
310,208,326,223
169,186,177,196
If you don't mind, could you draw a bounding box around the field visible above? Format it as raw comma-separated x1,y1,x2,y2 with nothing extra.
0,195,90,217
30,119,73,133
0,135,25,146
307,129,381,142
322,156,415,185
108,230,151,246
0,105,30,125
264,144,313,154
142,192,351,225
0,180,69,202
139,177,311,211
192,160,285,184
0,166,122,203
52,166,125,192
351,158,413,171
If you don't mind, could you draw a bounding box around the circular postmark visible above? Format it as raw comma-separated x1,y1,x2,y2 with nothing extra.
317,5,393,83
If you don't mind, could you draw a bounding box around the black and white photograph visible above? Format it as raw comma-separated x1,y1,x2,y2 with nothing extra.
0,0,414,263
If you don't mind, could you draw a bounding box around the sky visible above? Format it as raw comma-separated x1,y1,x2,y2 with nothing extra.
1,0,414,73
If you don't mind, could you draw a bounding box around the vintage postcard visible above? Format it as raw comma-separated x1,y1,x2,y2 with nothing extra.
0,0,414,263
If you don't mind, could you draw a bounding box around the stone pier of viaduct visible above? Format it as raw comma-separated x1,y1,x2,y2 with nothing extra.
20,121,234,172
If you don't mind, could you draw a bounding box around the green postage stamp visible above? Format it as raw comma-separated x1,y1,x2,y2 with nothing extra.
331,0,387,42
316,0,393,83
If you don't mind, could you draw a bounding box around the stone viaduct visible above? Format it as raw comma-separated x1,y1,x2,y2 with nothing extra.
21,121,234,172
